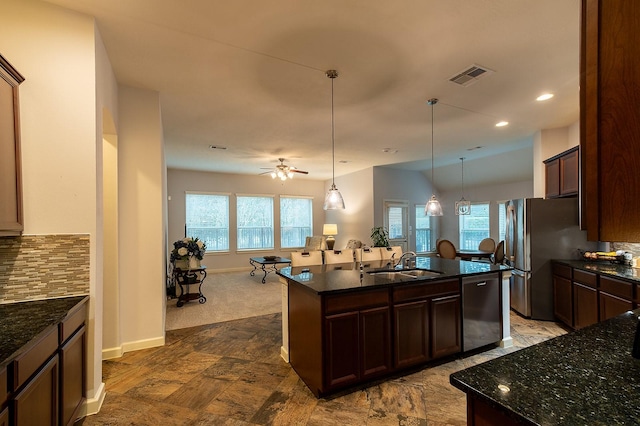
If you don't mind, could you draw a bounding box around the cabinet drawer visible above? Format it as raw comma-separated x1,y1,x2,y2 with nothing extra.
10,326,58,391
60,300,87,344
552,263,572,279
325,289,389,314
573,269,597,288
393,278,459,303
0,367,6,407
600,276,633,300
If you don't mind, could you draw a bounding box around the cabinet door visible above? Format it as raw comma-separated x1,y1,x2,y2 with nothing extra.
545,159,560,198
13,355,58,426
0,56,24,236
573,283,598,329
324,311,359,389
560,149,579,196
599,292,633,321
581,0,640,241
60,325,86,426
360,306,391,380
430,294,461,359
393,300,430,369
0,407,7,426
553,275,573,327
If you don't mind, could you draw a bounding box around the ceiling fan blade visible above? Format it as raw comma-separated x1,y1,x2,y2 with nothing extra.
291,169,308,174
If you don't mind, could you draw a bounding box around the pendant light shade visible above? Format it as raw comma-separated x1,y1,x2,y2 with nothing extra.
425,98,443,216
455,157,471,215
324,69,345,210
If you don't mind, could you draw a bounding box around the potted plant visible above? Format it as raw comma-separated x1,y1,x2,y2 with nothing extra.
370,226,390,247
171,237,206,269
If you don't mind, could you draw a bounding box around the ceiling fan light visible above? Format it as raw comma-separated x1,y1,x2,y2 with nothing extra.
324,184,345,210
270,171,277,179
287,171,294,179
425,194,443,216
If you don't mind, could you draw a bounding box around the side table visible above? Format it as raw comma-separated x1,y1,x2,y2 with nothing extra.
174,266,207,307
249,257,291,283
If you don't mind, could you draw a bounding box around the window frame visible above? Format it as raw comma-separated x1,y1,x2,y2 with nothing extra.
236,194,275,251
279,195,314,249
458,202,490,250
185,191,230,253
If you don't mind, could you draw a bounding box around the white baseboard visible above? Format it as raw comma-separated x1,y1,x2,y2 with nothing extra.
122,335,165,353
280,346,289,363
102,346,123,360
500,336,514,348
84,382,106,416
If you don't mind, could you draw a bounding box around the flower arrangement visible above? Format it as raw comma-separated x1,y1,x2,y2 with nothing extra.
171,237,206,262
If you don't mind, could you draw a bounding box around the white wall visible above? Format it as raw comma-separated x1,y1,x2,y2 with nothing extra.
118,86,166,351
325,168,375,249
439,180,533,246
167,169,327,270
532,122,579,197
0,0,105,411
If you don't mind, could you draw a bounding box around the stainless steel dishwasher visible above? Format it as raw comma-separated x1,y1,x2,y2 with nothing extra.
462,273,501,351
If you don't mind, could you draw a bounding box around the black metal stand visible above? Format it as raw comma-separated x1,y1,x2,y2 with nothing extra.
174,266,207,307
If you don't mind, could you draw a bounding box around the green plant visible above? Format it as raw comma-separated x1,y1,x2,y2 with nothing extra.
370,226,390,247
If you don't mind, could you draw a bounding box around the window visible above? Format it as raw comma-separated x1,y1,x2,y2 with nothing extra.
280,196,313,248
459,203,490,250
415,205,432,252
498,201,507,243
185,192,229,252
237,195,274,250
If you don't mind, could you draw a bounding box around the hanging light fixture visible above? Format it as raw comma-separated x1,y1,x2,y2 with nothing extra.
323,69,345,210
425,98,443,216
455,157,471,215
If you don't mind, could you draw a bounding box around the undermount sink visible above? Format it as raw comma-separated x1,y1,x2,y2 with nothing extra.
367,269,442,279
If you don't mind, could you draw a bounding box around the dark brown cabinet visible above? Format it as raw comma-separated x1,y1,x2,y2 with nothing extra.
544,146,578,199
599,276,633,321
13,356,58,426
393,300,429,368
573,270,598,329
0,407,8,426
0,54,25,237
581,0,640,242
430,295,461,359
325,311,359,388
552,264,573,326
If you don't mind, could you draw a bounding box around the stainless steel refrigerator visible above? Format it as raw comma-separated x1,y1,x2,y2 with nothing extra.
505,197,597,320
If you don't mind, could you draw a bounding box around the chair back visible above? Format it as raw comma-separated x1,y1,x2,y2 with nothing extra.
478,238,496,252
493,240,505,264
355,247,382,262
304,236,327,251
345,239,363,249
380,246,403,261
437,239,457,259
324,249,355,265
290,250,323,267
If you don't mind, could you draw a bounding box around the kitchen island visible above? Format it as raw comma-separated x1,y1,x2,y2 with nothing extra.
450,309,640,425
278,257,510,397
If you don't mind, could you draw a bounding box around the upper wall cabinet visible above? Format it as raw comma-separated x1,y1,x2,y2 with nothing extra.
0,54,24,237
581,0,640,242
544,146,579,199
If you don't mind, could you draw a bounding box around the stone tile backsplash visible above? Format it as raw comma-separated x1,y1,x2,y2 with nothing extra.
0,234,90,304
611,242,640,256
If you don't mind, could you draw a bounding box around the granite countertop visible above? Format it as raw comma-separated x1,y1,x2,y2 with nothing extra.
554,259,640,283
0,296,88,368
450,309,640,425
278,256,510,295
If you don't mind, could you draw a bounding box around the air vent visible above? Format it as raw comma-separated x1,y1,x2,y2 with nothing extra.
449,64,494,86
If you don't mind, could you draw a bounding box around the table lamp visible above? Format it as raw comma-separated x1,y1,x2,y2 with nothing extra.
323,224,338,250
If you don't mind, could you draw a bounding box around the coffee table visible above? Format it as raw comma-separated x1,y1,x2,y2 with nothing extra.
249,256,291,283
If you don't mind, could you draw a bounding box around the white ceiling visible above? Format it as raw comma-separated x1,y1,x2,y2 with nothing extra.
44,0,581,191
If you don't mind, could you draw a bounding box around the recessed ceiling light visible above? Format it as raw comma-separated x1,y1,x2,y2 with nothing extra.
536,93,554,101
495,121,509,127
209,145,227,150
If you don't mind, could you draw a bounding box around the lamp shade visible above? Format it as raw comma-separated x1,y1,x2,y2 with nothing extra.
323,224,338,236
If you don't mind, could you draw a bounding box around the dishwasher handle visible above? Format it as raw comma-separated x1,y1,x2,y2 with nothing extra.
475,281,487,287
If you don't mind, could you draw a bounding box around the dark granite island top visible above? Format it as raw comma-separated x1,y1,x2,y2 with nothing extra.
450,309,640,425
278,256,510,295
0,295,88,368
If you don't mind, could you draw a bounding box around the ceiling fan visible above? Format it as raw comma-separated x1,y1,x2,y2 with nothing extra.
260,158,308,181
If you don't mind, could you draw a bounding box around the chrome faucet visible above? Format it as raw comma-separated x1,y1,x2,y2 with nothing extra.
396,251,417,268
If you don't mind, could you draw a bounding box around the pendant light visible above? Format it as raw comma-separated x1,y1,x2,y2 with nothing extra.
455,157,471,215
323,69,345,210
425,98,443,216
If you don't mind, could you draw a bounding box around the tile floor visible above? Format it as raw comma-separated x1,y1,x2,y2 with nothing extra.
84,312,568,425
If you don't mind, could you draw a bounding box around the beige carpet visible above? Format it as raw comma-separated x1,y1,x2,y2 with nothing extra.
165,270,282,331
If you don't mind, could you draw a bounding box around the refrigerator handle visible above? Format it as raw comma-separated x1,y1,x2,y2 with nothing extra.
505,204,516,262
